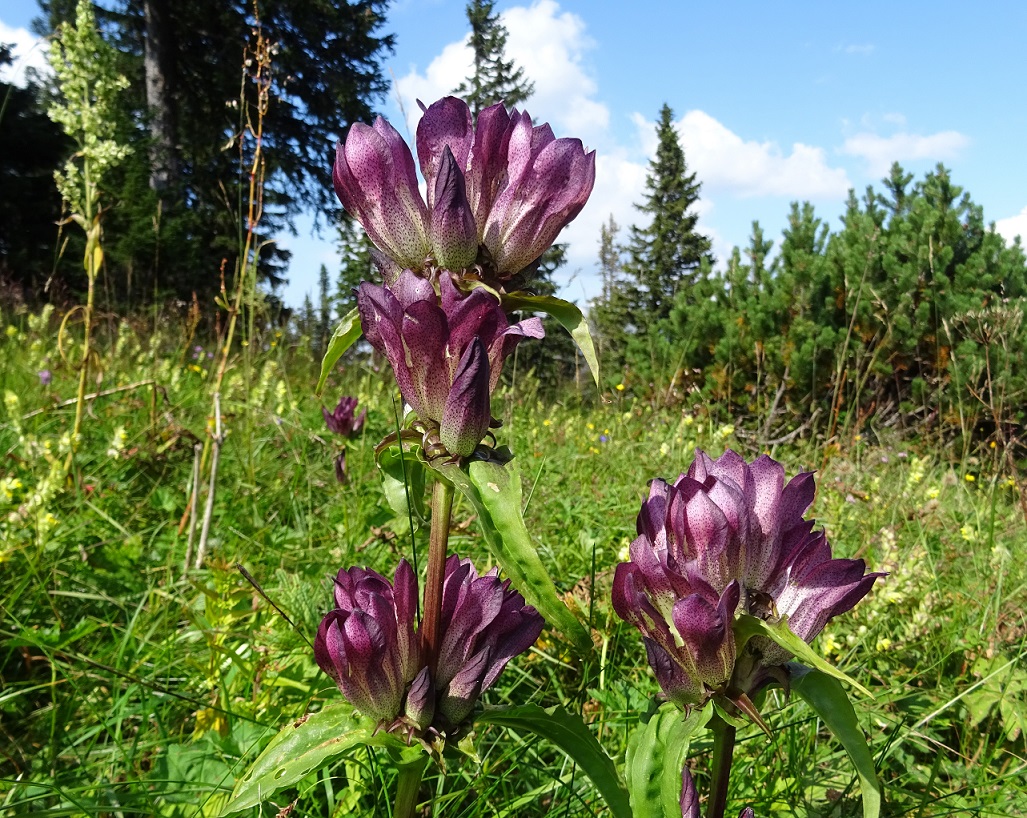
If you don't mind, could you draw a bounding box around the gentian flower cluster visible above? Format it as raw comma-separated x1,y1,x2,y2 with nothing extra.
614,449,882,710
314,555,543,736
334,96,595,288
357,269,542,457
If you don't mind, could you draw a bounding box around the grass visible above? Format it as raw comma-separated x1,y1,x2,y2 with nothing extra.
1,308,1025,816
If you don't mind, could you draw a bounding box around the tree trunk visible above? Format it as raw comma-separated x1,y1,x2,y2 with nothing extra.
143,0,178,192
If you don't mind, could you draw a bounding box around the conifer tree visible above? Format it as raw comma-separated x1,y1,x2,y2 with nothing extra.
453,0,533,116
624,104,711,325
590,215,631,365
299,293,316,343
316,263,331,358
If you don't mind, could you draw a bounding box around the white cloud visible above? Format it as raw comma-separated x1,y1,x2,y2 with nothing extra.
840,129,970,177
629,109,850,199
501,0,607,139
996,206,1027,245
838,43,875,56
393,0,608,147
0,20,50,87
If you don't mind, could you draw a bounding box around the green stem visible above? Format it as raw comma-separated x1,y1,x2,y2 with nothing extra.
420,479,454,676
394,752,428,818
65,221,99,476
706,713,736,818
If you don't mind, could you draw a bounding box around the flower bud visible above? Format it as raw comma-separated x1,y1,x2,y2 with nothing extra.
315,555,542,736
440,338,491,457
430,146,479,270
356,270,542,459
403,666,435,732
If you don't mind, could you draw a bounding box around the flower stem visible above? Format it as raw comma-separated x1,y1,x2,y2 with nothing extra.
394,752,429,818
706,713,736,818
420,478,454,675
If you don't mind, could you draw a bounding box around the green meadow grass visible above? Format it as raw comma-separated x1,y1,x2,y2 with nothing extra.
1,311,1025,816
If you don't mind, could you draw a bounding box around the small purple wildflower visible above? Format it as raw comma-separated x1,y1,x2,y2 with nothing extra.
323,396,367,438
38,369,52,386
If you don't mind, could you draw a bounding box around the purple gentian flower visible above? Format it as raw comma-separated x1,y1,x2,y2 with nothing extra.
613,449,882,709
357,269,543,457
333,117,430,275
333,96,595,287
314,556,543,735
416,97,596,282
323,395,366,438
38,369,52,386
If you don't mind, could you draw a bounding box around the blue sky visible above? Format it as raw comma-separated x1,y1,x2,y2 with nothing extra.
4,0,1027,308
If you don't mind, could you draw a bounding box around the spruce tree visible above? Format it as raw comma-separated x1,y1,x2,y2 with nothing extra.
316,263,331,358
624,104,712,325
453,0,533,116
590,215,631,366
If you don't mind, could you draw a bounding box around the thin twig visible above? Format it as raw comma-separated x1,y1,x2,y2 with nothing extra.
22,380,168,420
183,443,202,573
195,393,223,569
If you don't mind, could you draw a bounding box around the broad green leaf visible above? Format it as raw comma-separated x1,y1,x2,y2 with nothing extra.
502,292,600,386
315,307,362,396
734,613,872,696
790,665,882,818
625,703,711,818
377,441,427,529
476,704,630,818
434,457,592,654
221,703,409,814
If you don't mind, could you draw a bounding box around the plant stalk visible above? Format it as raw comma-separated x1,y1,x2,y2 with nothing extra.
394,752,429,818
65,220,100,475
420,478,454,675
706,713,737,818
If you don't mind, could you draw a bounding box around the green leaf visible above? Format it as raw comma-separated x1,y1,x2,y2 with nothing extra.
625,703,711,818
221,703,409,814
315,307,362,396
502,292,600,386
434,457,592,654
377,441,427,530
476,704,630,818
790,665,882,818
734,613,872,696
